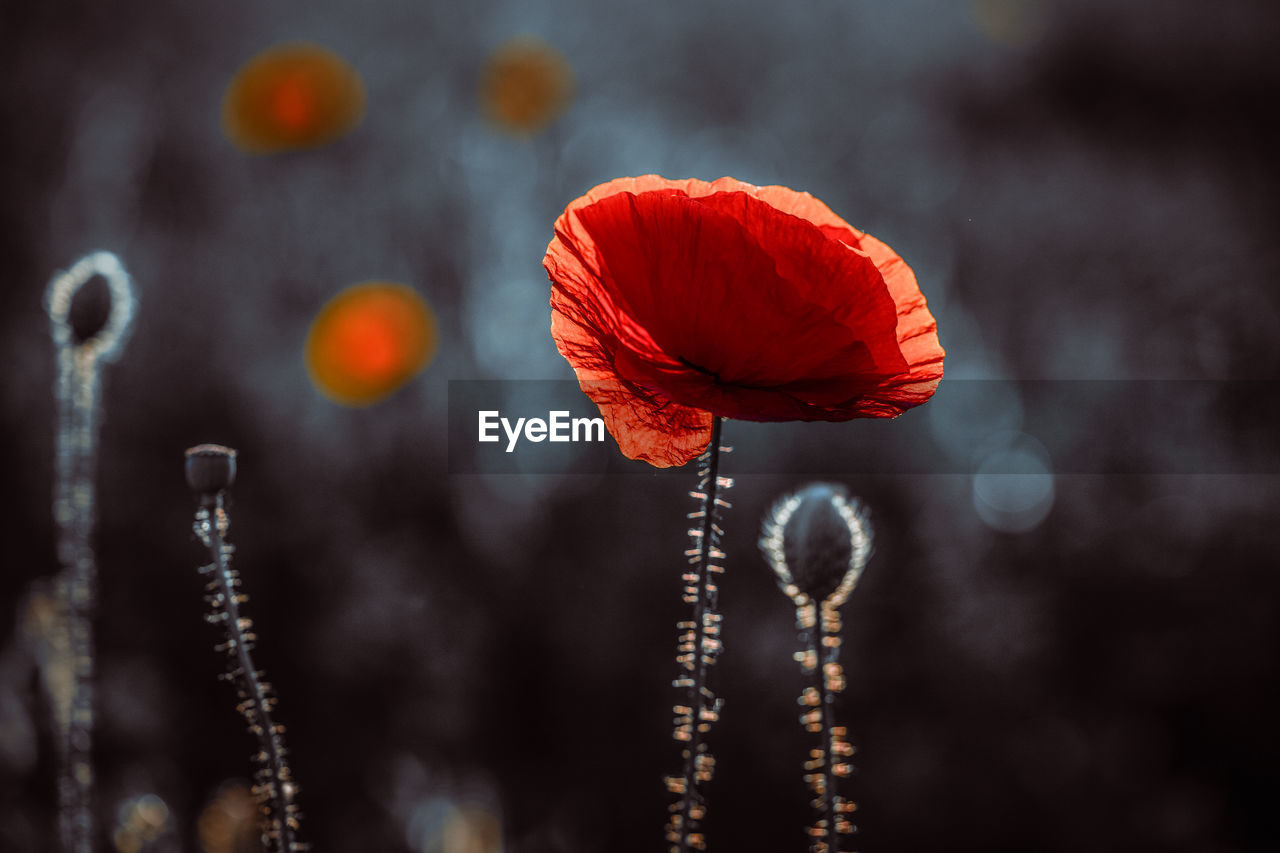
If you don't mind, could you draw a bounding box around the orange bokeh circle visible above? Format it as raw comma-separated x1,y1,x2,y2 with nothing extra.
480,36,574,135
222,42,366,153
305,282,437,406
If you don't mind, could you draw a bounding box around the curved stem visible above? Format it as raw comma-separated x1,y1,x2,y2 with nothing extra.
45,251,135,853
199,496,298,852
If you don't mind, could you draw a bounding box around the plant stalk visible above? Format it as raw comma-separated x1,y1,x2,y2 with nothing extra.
198,495,299,852
670,417,727,853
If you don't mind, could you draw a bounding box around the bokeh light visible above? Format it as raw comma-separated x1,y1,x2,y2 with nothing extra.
408,798,502,853
221,42,366,153
197,782,260,853
972,432,1056,533
479,36,574,135
305,282,437,406
112,794,170,853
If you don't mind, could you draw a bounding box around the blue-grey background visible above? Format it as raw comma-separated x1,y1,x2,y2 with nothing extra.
2,0,1279,850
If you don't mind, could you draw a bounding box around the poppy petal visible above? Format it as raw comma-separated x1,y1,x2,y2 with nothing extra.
557,189,910,413
545,176,945,467
716,181,944,407
550,305,714,467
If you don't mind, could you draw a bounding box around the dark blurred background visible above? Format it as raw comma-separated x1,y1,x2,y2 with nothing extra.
3,0,1280,850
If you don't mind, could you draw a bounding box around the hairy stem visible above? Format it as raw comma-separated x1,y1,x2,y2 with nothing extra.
808,603,855,851
196,496,299,852
667,418,729,853
46,251,135,853
52,355,97,853
812,620,837,851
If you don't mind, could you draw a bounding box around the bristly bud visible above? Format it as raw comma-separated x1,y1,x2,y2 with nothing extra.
759,483,872,608
761,483,872,852
186,445,238,507
47,250,136,361
67,274,112,344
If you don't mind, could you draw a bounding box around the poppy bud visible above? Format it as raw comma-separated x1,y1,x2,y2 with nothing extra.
762,484,868,843
185,444,237,506
67,274,112,344
760,483,873,606
47,251,136,360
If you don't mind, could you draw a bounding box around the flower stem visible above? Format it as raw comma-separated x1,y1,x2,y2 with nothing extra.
666,418,730,853
823,618,841,847
800,603,854,852
45,251,135,853
51,356,98,853
809,615,838,851
761,484,868,851
194,491,300,852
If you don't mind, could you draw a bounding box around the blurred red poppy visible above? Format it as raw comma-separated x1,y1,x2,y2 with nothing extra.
222,42,365,154
544,176,945,467
305,282,437,407
480,36,574,135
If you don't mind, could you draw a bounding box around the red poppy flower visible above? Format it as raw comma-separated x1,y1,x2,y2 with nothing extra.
544,176,945,467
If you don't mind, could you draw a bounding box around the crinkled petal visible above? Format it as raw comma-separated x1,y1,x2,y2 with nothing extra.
544,175,945,467
567,190,906,406
746,182,944,406
549,308,713,467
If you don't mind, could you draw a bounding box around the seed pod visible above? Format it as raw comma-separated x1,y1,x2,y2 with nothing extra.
185,445,237,507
